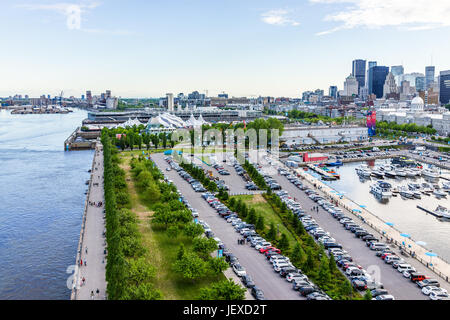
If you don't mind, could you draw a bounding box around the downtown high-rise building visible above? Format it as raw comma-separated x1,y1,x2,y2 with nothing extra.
440,70,450,105
329,86,337,99
366,61,377,87
352,59,366,93
415,76,426,92
391,65,404,85
368,66,389,99
425,66,435,89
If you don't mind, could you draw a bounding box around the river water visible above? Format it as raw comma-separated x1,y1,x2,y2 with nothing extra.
307,160,450,262
0,109,93,299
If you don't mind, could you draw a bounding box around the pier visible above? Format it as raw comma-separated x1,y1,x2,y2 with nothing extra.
306,164,338,180
71,143,107,300
64,127,99,151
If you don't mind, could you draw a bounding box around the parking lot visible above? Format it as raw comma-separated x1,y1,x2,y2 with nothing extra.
266,159,450,300
193,154,254,195
152,153,303,300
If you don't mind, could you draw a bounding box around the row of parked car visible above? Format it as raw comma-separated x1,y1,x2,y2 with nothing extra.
212,163,230,175
227,156,259,191
273,189,393,300
278,161,449,300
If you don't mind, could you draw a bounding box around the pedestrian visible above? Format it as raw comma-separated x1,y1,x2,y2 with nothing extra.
96,288,100,296
85,247,88,254
90,291,95,300
237,239,240,245
84,260,87,266
80,259,82,266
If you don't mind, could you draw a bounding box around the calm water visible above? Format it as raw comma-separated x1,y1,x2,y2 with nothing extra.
0,109,93,299
308,160,450,262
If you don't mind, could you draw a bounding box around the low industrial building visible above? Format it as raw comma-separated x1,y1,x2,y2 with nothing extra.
281,125,368,145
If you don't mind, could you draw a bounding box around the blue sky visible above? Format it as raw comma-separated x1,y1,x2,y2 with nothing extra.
1,0,450,98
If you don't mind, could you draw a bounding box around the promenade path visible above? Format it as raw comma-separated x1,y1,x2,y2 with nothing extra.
292,163,450,285
72,143,107,300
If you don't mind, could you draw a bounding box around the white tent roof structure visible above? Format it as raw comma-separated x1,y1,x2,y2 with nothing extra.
185,113,210,127
115,117,143,128
146,112,186,128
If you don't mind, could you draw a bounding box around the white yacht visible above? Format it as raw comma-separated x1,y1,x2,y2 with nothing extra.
356,164,371,178
434,206,450,219
384,168,397,178
421,183,434,195
442,182,450,193
370,181,393,199
434,189,447,198
422,168,440,179
396,169,407,178
371,169,385,179
398,186,415,199
404,169,417,178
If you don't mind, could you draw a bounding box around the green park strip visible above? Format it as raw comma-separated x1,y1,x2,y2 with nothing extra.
111,148,244,300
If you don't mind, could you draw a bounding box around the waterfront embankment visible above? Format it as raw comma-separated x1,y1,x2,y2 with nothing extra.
71,142,107,300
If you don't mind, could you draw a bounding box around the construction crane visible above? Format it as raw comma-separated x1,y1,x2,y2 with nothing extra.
59,91,64,107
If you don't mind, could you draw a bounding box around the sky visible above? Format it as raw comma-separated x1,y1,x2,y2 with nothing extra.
1,0,450,98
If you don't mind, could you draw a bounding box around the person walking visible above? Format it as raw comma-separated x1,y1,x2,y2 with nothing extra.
90,291,95,300
85,247,88,254
96,288,100,297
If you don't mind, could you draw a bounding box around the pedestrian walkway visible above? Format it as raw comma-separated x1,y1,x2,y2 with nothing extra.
71,143,107,300
295,166,450,284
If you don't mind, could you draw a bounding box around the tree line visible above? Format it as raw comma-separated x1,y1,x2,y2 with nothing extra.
102,133,163,300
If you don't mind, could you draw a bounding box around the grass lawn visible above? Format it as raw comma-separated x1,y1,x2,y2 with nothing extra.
119,152,225,300
231,194,297,249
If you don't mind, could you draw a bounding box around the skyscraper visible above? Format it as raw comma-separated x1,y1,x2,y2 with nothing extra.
440,70,450,105
368,66,389,99
166,93,174,111
329,86,337,99
352,59,366,92
425,66,435,89
391,65,404,85
415,76,426,92
344,74,359,96
366,61,377,87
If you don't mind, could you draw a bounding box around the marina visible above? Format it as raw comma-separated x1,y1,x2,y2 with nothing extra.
303,158,450,263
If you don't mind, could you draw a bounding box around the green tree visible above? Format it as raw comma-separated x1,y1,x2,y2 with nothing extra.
291,243,306,266
193,237,218,258
256,215,265,232
167,225,180,239
267,222,277,241
318,255,331,285
207,257,229,276
364,289,373,300
278,233,290,252
122,283,162,300
183,222,204,239
197,280,246,300
144,182,161,203
247,208,257,224
173,253,207,282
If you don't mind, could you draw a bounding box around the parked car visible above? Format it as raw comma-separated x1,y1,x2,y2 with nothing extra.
232,263,246,277
371,289,389,297
417,279,440,288
373,295,395,300
241,275,256,288
251,287,265,300
422,286,447,296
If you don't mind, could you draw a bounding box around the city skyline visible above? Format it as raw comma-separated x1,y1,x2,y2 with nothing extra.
1,0,450,98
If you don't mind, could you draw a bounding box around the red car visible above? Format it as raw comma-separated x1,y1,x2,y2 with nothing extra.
381,253,393,260
259,246,278,254
264,248,281,256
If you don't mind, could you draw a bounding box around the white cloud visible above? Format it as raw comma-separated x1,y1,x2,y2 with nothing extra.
311,0,450,35
261,9,300,27
17,2,101,30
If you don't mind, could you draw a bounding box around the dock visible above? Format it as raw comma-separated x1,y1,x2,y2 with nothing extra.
306,164,338,180
64,127,99,151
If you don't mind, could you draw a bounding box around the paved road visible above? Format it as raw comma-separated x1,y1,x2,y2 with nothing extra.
268,166,442,300
74,145,107,300
153,153,303,300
